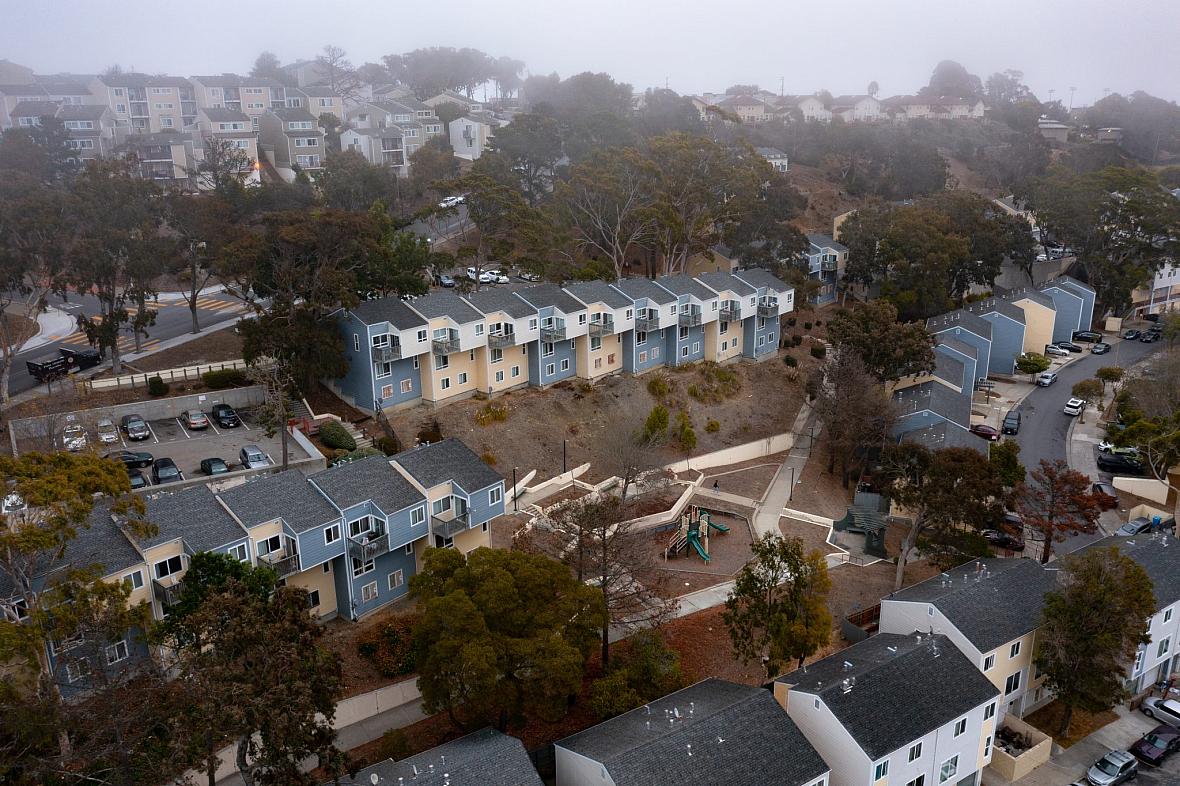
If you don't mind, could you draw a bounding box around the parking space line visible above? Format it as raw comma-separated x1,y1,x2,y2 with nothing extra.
240,419,251,431
146,422,159,444
208,421,221,436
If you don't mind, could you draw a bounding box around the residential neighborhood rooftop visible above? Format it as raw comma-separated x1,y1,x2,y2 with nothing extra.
135,484,246,553
406,291,482,324
349,296,428,329
216,470,342,534
655,275,718,302
965,297,1026,325
392,438,503,493
926,309,993,339
733,267,791,293
696,270,757,297
462,286,540,319
309,455,425,516
565,279,635,310
339,728,542,786
892,380,970,427
514,283,587,315
806,233,849,253
613,277,677,305
898,421,984,453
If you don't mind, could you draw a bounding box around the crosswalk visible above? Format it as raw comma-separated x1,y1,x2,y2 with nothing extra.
48,297,249,353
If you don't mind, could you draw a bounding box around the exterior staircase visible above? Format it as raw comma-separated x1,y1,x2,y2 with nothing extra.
341,420,373,450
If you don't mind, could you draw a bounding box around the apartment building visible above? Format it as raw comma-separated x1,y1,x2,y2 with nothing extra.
345,728,542,786
1132,260,1180,317
122,131,192,187
805,234,848,305
90,74,195,133
339,127,408,174
193,107,259,185
190,74,286,131
556,679,831,786
757,146,790,172
346,99,442,157
291,85,345,122
450,113,500,161
333,271,795,414
258,107,325,175
776,633,1000,786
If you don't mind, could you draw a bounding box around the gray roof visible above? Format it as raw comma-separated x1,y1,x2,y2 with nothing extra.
339,729,541,786
58,503,144,580
926,309,993,340
932,352,964,387
296,84,339,98
136,485,247,552
892,380,970,428
309,455,425,516
11,100,60,116
756,146,787,157
393,438,503,493
778,633,999,760
514,283,586,314
216,470,341,534
696,270,756,297
0,84,48,97
192,74,244,87
407,291,481,324
201,107,250,122
350,296,428,329
897,421,985,454
559,679,829,786
890,559,1058,651
807,233,849,253
342,127,403,138
935,336,979,361
733,268,792,293
1081,536,1180,610
1000,287,1056,310
57,104,107,120
462,287,537,319
965,297,1026,325
612,278,677,305
655,275,716,301
271,107,318,123
1052,275,1096,295
564,280,633,309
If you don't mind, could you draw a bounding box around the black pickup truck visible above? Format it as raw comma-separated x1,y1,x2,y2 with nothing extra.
25,347,101,383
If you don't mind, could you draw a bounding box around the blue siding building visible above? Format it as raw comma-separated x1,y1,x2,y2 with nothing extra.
1037,281,1085,343
927,310,993,386
965,298,1026,376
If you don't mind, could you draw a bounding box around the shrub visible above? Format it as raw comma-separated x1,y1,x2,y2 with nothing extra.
804,321,813,331
375,729,413,763
810,344,827,359
646,375,670,398
147,375,169,397
687,384,701,400
591,631,685,720
705,419,720,433
474,403,509,426
578,382,593,395
416,419,443,444
815,319,822,326
782,354,797,368
787,317,797,326
331,447,382,466
674,411,697,452
643,405,669,442
480,451,497,465
319,420,357,451
355,614,419,678
202,368,250,389
374,435,399,455
792,335,803,347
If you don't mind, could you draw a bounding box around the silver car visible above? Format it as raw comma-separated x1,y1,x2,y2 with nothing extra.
1086,750,1137,785
239,445,269,469
96,418,119,444
1142,697,1180,727
62,417,87,451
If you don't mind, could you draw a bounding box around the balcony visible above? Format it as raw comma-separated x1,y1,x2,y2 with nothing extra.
678,309,702,328
821,259,839,272
432,335,460,355
588,317,615,337
757,298,779,317
348,528,391,562
541,321,567,342
431,511,469,540
488,331,516,349
371,343,402,363
635,314,659,332
260,551,301,579
719,303,740,322
152,577,184,607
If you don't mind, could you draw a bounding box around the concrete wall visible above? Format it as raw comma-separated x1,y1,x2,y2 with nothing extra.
987,716,1051,781
665,429,797,473
1113,477,1170,504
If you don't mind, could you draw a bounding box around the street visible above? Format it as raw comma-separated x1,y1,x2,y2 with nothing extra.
408,204,468,244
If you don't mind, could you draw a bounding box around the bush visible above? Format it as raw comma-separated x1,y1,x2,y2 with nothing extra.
480,451,497,465
147,375,169,397
787,317,797,326
687,384,701,401
782,354,798,368
643,405,669,442
646,375,670,398
675,410,696,452
356,614,419,678
474,403,509,426
804,321,813,330
202,368,250,389
319,420,357,451
810,344,827,359
705,419,720,433
591,631,685,720
792,335,804,346
331,447,382,466
815,319,822,326
374,435,399,455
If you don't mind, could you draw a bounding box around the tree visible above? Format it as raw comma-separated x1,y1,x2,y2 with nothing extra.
597,415,661,504
1161,312,1180,350
164,192,238,334
360,207,431,299
190,134,252,197
1095,366,1124,397
589,630,684,720
989,438,1026,488
723,534,832,677
410,547,604,731
1012,459,1102,564
1015,352,1051,379
315,44,361,103
441,172,545,289
490,56,525,100
408,137,459,198
247,364,295,471
1071,379,1103,424
486,113,562,206
316,149,400,212
390,47,496,99
810,352,896,486
1036,547,1155,736
827,300,935,382
1116,354,1180,518
921,60,982,98
250,51,286,84
634,89,704,138
878,444,1004,590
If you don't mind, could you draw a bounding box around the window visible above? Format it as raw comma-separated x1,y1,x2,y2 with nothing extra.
678,326,689,340
984,701,996,720
469,350,476,362
323,562,332,574
908,742,922,762
417,329,428,343
474,323,485,336
1010,641,1021,658
639,350,648,363
352,557,375,578
874,760,888,780
434,354,449,370
123,570,144,591
1158,637,1171,657
578,313,587,325
692,341,700,353
711,301,718,311
542,342,555,358
528,318,538,331
511,366,520,378
457,372,468,385
721,340,728,351
160,117,174,128
66,659,89,683
324,524,341,545
681,346,689,358
984,734,993,758
349,517,375,539
434,534,454,549
405,543,414,555
307,590,321,608
295,137,319,147
353,334,360,352
905,778,926,786
625,308,633,320
106,640,129,665
560,359,570,371
495,370,505,383
411,507,426,526
636,330,647,345
116,103,126,113
114,87,125,96
490,486,502,505
432,497,452,516
388,571,404,590
590,336,602,351
1005,670,1022,695
953,717,967,737
594,358,602,369
257,534,281,556
651,347,660,359
720,321,729,335
228,543,249,562
983,653,995,670
361,582,378,603
669,306,676,316
154,555,184,580
546,363,555,376
1166,608,1174,624
440,377,451,390
1135,649,1145,673
939,755,958,783
151,87,171,95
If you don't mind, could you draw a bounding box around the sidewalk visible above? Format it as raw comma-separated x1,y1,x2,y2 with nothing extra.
752,404,817,538
17,306,76,353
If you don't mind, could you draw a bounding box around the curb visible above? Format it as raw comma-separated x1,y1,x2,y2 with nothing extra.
18,306,78,353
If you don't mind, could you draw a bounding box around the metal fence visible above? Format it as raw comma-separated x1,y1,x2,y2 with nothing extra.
77,360,248,392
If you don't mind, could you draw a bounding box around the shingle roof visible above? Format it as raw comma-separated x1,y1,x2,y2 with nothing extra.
778,633,999,760
926,309,993,340
897,421,985,454
755,146,787,158
192,74,244,88
56,104,107,120
806,233,849,253
39,81,90,95
1053,275,1096,296
0,85,48,97
309,455,425,516
890,559,1057,652
350,297,428,329
935,336,979,361
201,107,249,122
339,729,542,786
613,278,677,305
733,268,792,293
892,380,970,427
135,485,247,552
514,283,586,314
393,438,502,493
216,470,341,534
59,502,144,580
462,287,537,319
271,107,318,123
558,679,829,786
564,280,633,309
296,84,339,98
966,297,1026,325
11,100,60,116
655,275,716,301
932,352,964,387
696,271,756,297
1000,287,1056,310
406,291,481,323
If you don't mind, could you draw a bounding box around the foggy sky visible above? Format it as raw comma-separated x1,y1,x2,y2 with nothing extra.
4,0,1177,105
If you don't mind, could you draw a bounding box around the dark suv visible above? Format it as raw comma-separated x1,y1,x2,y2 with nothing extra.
210,403,240,428
120,414,150,440
1097,452,1143,474
1002,411,1021,435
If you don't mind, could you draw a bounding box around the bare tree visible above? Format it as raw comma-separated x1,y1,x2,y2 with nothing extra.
247,363,293,470
316,45,362,103
598,414,663,503
810,351,897,487
187,134,252,196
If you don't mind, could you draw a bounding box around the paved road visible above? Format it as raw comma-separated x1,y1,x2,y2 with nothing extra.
9,290,249,398
408,204,468,244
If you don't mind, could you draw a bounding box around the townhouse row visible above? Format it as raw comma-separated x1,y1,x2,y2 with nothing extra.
692,90,988,125
332,270,795,414
2,438,505,693
890,275,1097,451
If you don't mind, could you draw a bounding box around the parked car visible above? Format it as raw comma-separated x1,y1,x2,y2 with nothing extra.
1123,330,1141,340
104,449,154,469
486,269,510,284
1097,452,1144,474
1002,411,1022,435
436,274,456,288
969,424,1001,441
1098,441,1138,455
1091,342,1112,354
518,271,541,282
239,445,269,469
1045,344,1071,357
210,403,240,428
1086,750,1138,785
182,410,209,430
438,194,465,208
1116,517,1153,536
200,458,230,476
3,493,26,515
1073,330,1103,343
1129,724,1180,766
1056,341,1083,353
127,470,149,490
1036,371,1058,387
120,414,150,441
61,417,87,452
96,418,119,444
983,529,1025,552
1091,482,1119,510
151,457,182,485
1142,698,1180,728
1064,398,1086,416
1140,332,1161,343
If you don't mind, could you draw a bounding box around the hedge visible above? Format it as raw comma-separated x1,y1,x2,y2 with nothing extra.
319,420,357,451
202,368,250,389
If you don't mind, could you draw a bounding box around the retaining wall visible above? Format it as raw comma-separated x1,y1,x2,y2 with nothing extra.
665,432,795,473
80,360,248,392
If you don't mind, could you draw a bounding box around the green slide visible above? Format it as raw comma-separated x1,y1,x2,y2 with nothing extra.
686,529,711,562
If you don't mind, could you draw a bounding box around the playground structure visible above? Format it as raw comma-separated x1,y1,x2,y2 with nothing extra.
665,505,730,563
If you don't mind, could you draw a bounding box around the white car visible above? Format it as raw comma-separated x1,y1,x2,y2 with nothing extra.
486,270,510,284
1097,441,1139,456
1063,398,1086,416
62,417,87,452
1044,344,1070,357
438,194,466,208
96,418,119,443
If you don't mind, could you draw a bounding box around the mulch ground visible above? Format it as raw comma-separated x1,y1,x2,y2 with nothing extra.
1024,701,1119,748
129,327,243,372
702,459,783,501
787,449,858,520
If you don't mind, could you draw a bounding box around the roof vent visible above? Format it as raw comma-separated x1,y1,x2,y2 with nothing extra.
842,660,853,671
717,736,725,744
887,646,898,654
841,677,855,694
686,743,693,757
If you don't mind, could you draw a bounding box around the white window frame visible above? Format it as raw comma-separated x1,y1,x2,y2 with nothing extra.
123,570,144,591
361,581,378,603
984,701,996,720
490,486,502,505
560,358,570,372
546,363,556,376
228,543,249,562
908,741,922,762
1010,641,1021,659
411,506,426,526
352,557,375,578
154,554,184,580
953,717,967,737
1159,637,1171,657
106,639,129,665
983,653,995,671
1005,670,1021,695
511,365,520,378
324,523,341,545
939,755,958,783
495,370,505,382
874,760,888,780
388,570,404,590
257,534,281,556
457,372,468,385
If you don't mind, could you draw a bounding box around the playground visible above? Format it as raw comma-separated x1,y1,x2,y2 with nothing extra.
642,505,754,597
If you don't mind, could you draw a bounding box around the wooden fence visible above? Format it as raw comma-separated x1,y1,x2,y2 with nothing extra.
77,360,248,392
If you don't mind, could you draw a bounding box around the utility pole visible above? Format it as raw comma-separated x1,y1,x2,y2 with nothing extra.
780,76,784,96
1068,86,1076,114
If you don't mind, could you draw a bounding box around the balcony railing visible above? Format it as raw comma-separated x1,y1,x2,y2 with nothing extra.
431,512,469,540
719,303,740,322
348,529,391,562
371,343,402,363
432,336,460,355
678,309,702,328
541,323,567,342
152,578,184,607
589,317,615,337
635,314,659,332
260,551,301,579
757,298,779,317
821,259,839,272
488,331,516,349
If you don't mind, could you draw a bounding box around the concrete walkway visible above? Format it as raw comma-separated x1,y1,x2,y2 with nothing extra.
752,404,818,538
18,306,76,353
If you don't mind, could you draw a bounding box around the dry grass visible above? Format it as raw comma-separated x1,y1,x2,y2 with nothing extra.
129,327,243,372
1024,701,1119,748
